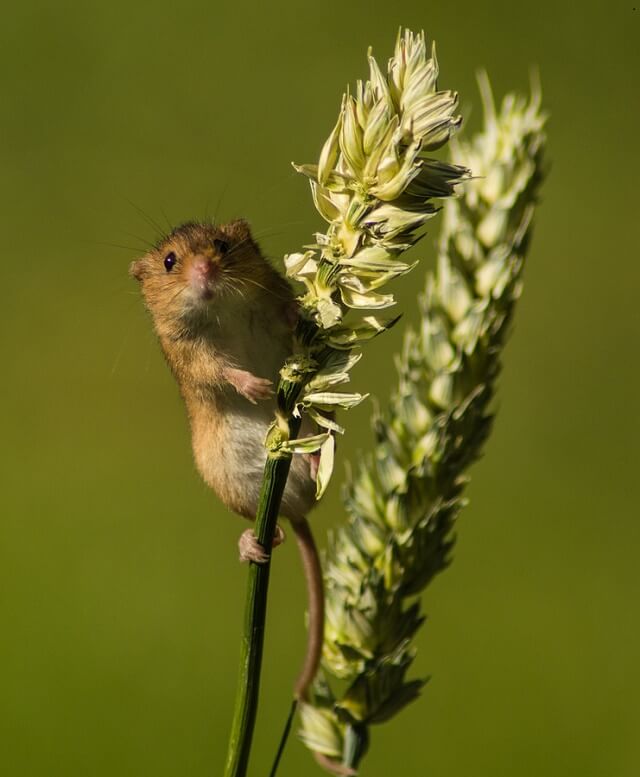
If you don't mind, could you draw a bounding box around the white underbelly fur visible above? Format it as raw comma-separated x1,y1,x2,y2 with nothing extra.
192,391,316,522
190,302,317,521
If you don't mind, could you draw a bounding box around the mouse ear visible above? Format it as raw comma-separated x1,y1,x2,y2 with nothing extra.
129,258,147,282
226,218,255,245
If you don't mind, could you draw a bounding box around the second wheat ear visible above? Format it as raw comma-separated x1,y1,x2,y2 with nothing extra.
300,72,547,774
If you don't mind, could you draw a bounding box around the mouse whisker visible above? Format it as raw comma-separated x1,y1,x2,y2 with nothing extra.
159,206,174,234
124,197,170,241
223,228,286,258
224,281,243,304
89,240,146,254
222,238,254,259
222,278,244,302
166,283,189,307
245,224,302,242
119,230,158,251
233,284,248,304
220,273,254,303
230,274,291,302
224,226,291,256
210,178,231,226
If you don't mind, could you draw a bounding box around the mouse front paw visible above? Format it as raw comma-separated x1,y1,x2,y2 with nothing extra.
225,367,274,404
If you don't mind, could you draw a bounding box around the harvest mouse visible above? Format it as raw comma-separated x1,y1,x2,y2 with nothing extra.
130,219,323,699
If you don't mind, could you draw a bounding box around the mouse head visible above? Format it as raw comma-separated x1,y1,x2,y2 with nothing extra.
130,219,265,328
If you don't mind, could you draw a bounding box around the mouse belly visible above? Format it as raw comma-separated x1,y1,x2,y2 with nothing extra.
190,399,316,522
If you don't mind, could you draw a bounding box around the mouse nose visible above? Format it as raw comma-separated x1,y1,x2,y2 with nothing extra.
191,256,215,278
188,255,217,298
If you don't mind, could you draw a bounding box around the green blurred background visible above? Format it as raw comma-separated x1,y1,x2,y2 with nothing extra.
2,1,638,775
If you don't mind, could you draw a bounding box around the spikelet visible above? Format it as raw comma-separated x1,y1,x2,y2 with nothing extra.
269,29,466,496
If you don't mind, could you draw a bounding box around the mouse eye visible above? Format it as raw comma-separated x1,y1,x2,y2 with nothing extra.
163,252,177,272
213,239,229,255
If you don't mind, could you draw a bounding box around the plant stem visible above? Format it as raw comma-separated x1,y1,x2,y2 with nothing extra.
223,381,302,777
268,699,298,777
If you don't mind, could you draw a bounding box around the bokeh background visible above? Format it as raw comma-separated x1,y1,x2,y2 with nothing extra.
2,1,639,775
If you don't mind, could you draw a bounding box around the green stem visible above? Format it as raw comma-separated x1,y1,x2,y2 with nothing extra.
268,699,298,777
223,381,302,777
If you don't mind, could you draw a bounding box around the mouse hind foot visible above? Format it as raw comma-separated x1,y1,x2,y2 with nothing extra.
238,524,285,564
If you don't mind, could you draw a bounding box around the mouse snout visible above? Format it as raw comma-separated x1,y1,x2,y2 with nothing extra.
188,255,218,298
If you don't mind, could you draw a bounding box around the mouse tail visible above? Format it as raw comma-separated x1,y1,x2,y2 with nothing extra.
291,516,325,701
